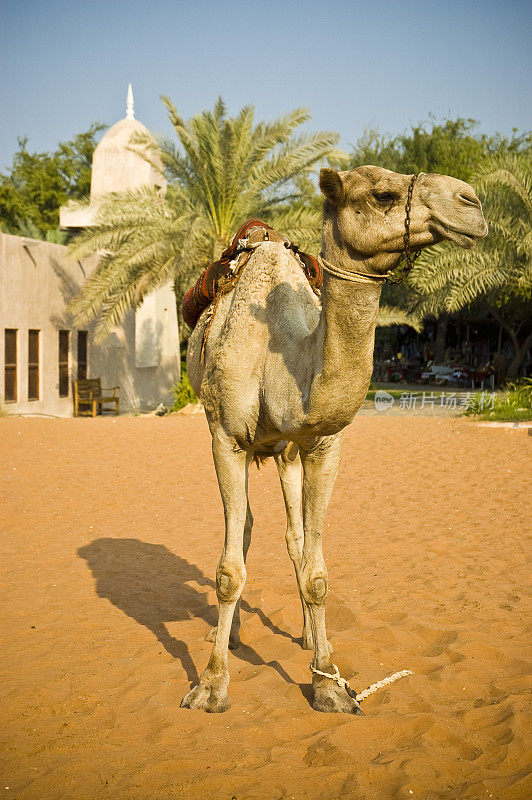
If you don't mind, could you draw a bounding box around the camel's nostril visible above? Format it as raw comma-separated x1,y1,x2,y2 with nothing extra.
458,191,480,207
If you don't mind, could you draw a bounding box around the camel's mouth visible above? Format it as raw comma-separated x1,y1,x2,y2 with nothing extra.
430,218,488,249
445,230,478,249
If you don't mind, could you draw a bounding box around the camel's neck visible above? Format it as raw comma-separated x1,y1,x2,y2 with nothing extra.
305,240,382,430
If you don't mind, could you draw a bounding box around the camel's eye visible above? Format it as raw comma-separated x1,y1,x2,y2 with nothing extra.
373,191,397,205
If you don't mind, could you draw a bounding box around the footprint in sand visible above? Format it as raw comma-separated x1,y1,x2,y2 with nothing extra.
422,630,458,657
427,723,483,761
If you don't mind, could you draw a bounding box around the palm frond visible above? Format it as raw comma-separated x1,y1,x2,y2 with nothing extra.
376,305,422,332
405,153,531,319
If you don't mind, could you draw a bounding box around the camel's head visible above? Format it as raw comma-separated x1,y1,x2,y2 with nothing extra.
319,166,488,274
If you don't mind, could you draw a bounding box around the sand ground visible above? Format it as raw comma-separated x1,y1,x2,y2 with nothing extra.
0,415,530,800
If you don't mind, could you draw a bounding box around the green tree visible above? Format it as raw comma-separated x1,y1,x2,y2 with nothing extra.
406,152,532,376
349,116,530,181
0,123,105,239
68,97,341,342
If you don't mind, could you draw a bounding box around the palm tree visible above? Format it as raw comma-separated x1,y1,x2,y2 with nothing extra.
405,152,532,375
68,97,341,343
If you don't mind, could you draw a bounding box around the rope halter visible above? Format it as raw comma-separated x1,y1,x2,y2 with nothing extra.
309,662,413,702
319,172,423,285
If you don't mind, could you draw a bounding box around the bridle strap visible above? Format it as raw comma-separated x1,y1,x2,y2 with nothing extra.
319,172,423,286
386,172,423,284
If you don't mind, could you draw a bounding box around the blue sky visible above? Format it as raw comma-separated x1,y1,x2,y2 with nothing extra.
1,0,531,169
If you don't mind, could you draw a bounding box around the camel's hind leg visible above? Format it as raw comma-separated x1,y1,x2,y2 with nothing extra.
181,431,250,713
205,501,253,649
274,445,314,649
300,434,362,715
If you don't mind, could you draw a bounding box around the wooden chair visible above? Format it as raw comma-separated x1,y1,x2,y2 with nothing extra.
74,378,119,417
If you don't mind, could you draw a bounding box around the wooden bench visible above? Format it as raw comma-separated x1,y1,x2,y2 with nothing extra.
74,378,119,417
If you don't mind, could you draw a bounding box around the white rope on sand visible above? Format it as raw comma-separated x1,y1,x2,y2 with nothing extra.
309,663,413,702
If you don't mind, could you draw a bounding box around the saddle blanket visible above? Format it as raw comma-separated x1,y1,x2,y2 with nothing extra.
182,218,322,330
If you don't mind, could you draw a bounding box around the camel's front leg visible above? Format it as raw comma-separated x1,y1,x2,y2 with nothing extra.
181,431,250,713
300,434,363,715
205,501,252,649
275,446,313,649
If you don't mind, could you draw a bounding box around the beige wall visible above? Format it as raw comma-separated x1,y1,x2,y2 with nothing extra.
88,286,180,413
0,233,93,415
0,232,180,416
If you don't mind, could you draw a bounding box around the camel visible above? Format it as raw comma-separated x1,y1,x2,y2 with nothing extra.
181,166,488,714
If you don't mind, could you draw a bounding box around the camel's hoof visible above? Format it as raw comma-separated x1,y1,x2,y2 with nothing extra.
180,682,230,713
205,627,240,650
312,680,364,715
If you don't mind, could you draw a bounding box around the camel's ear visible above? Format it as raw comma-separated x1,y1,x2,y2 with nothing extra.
319,168,344,206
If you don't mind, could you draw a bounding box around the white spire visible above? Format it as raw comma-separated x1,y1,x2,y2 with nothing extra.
126,83,135,120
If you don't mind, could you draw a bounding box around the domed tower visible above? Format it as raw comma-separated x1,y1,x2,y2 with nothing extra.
90,85,166,198
60,85,166,227
59,87,179,412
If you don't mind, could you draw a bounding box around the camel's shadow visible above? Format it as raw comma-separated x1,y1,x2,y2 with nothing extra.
78,537,297,689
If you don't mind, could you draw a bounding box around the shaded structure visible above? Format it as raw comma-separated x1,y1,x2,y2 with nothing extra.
1,86,179,415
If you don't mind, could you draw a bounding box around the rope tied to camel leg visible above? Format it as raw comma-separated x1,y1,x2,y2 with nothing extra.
309,662,349,689
309,662,413,702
